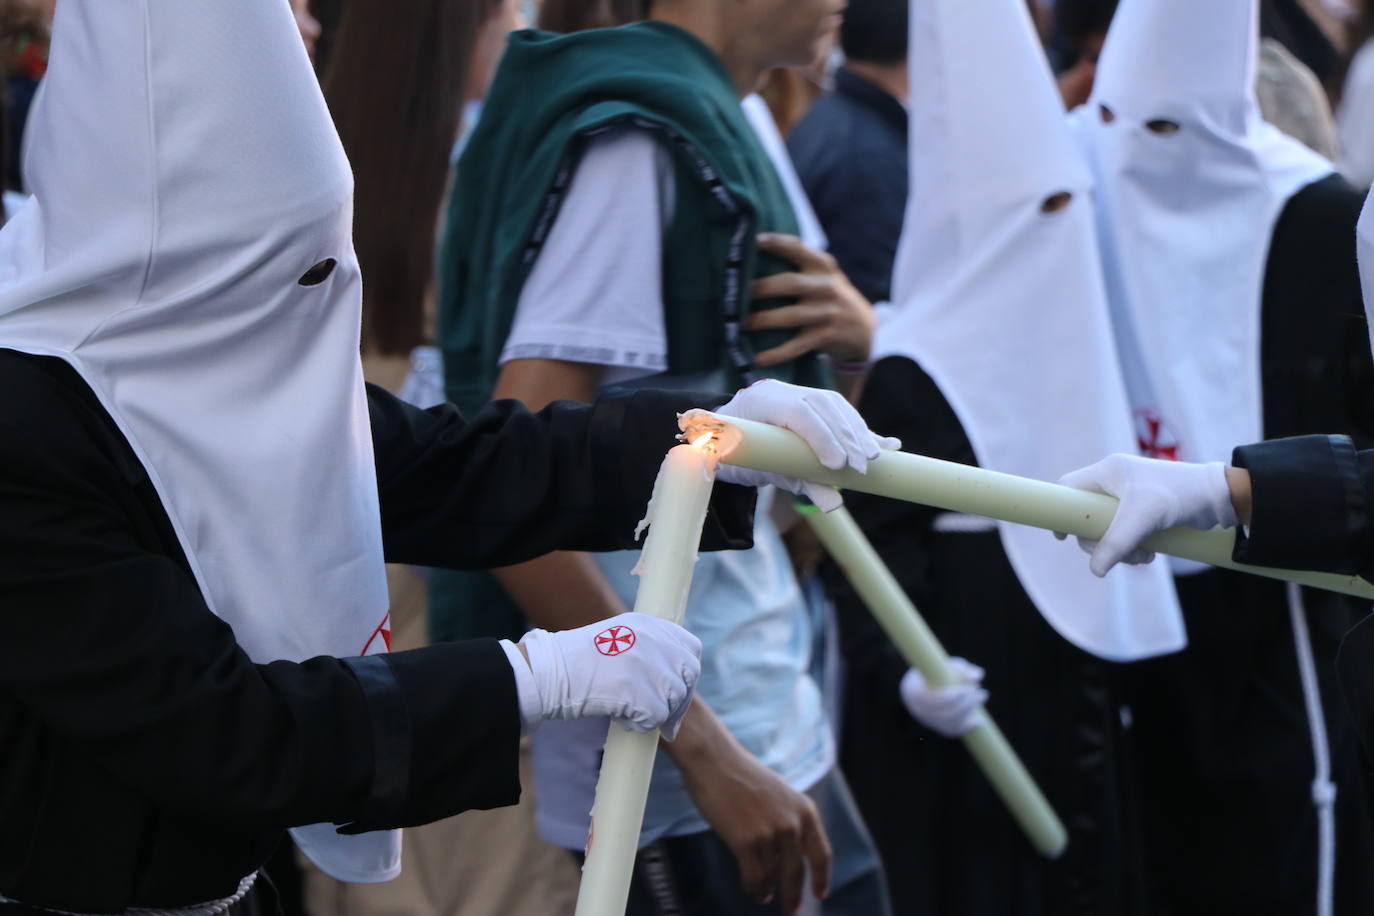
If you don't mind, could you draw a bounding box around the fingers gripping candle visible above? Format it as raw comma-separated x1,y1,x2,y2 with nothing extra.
574,436,719,916
802,501,1067,858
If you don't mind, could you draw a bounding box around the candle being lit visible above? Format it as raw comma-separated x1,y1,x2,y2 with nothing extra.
574,440,718,916
682,410,1374,601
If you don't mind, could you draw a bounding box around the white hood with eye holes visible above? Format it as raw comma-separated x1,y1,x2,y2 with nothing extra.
1076,0,1332,471
0,0,398,883
879,0,1183,661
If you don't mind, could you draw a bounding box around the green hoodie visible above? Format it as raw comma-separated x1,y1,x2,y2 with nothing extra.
437,20,831,419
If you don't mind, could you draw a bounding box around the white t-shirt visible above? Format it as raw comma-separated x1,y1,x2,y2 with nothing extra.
502,127,673,385
507,126,833,849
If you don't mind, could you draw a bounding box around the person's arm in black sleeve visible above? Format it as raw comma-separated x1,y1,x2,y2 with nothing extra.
369,384,756,569
1231,434,1374,582
0,374,520,835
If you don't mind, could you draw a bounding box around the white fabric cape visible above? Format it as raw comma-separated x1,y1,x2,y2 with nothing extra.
0,0,399,881
1074,0,1333,468
881,0,1183,661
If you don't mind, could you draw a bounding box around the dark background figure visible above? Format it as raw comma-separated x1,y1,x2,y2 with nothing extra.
1262,0,1341,85
1048,0,1117,107
0,0,46,195
539,0,649,32
787,0,907,306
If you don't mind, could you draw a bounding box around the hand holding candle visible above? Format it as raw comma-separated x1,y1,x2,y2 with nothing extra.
713,379,899,512
900,659,988,739
801,502,1069,858
1055,454,1241,576
574,442,719,916
517,612,702,738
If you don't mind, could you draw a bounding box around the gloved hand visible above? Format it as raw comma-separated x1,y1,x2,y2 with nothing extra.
517,612,702,740
899,659,987,739
1056,454,1239,577
714,379,900,512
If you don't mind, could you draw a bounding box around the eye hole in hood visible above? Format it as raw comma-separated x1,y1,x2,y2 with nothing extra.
1040,191,1074,214
1099,104,1116,123
1144,118,1181,136
298,259,338,287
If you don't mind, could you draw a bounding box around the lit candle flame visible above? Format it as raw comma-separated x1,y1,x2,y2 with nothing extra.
689,430,716,452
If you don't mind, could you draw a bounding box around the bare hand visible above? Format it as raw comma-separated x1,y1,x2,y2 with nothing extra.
666,699,832,913
747,233,874,368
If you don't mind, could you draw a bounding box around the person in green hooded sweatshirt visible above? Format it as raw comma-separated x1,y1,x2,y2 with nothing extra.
433,2,894,915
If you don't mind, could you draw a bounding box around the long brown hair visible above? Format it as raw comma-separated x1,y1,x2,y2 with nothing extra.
537,0,647,32
324,0,500,355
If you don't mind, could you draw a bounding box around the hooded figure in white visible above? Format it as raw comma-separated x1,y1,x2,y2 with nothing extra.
1074,0,1332,469
1069,4,1374,913
880,0,1183,663
0,1,891,898
828,1,1179,911
0,0,398,882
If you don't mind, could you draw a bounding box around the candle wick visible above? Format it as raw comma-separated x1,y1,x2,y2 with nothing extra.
688,431,716,452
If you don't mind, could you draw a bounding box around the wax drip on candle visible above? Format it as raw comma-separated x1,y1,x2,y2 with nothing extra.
632,444,716,576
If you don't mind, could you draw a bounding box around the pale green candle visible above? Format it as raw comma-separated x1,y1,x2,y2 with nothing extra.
683,411,1374,601
574,442,717,916
802,501,1067,858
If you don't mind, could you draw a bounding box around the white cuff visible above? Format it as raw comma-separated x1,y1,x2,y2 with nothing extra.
499,639,543,736
1205,461,1241,529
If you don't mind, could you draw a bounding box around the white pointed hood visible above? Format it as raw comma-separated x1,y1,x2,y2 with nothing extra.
880,0,1183,661
1077,0,1332,468
0,0,398,881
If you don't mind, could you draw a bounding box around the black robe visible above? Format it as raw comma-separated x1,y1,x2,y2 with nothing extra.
1115,173,1374,915
1230,433,1374,750
823,356,1149,916
0,348,753,914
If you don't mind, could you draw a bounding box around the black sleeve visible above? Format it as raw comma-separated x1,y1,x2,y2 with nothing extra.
1232,434,1374,581
823,357,971,703
368,385,756,568
0,366,521,835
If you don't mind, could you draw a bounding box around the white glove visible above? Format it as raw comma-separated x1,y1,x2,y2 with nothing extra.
899,659,987,739
1056,454,1239,577
516,612,701,740
714,379,900,512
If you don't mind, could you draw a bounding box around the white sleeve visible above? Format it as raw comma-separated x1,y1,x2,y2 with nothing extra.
501,127,670,378
500,639,544,736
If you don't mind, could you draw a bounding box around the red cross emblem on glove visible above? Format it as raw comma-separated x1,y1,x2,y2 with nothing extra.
594,625,636,656
1134,408,1180,461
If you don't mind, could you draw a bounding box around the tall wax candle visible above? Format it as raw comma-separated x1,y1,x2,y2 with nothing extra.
803,501,1067,858
574,441,718,916
682,411,1374,602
